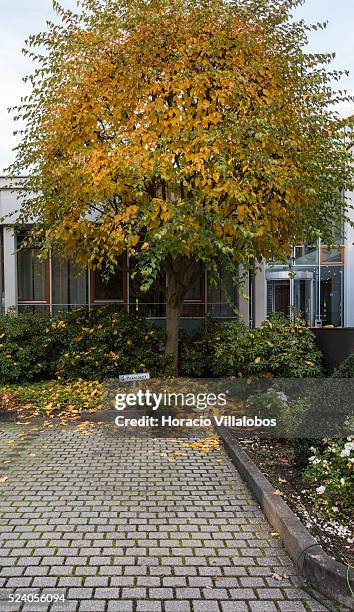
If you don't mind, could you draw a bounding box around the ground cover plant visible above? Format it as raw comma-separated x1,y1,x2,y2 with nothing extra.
237,435,353,569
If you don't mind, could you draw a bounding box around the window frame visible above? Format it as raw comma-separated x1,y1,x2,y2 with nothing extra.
89,254,128,306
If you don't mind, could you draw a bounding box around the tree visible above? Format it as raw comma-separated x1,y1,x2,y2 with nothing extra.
9,0,354,370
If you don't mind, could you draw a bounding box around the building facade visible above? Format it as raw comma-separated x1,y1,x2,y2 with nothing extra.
1,176,354,327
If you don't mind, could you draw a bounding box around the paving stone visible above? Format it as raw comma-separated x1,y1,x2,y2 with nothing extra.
249,602,278,611
220,604,248,612
165,602,192,612
278,603,308,612
107,602,133,612
136,602,163,611
193,602,220,611
67,587,93,599
0,423,331,611
79,602,106,612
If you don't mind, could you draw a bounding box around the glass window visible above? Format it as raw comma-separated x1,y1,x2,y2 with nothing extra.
92,255,125,303
293,245,318,266
182,261,204,317
17,248,47,302
94,270,124,301
207,266,238,317
320,266,343,327
129,265,166,317
52,255,87,314
320,246,344,264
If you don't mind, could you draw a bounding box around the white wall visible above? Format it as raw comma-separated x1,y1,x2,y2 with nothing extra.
0,177,25,224
3,226,17,311
344,191,354,326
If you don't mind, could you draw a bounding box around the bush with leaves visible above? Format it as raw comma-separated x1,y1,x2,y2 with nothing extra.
304,437,354,516
212,313,323,378
0,307,172,383
179,321,219,377
332,353,354,378
52,307,172,380
0,313,53,384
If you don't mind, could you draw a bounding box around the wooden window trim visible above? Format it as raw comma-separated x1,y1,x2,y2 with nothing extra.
320,246,344,265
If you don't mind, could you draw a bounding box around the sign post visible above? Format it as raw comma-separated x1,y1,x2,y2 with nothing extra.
118,372,150,392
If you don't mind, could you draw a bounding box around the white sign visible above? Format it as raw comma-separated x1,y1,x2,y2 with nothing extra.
119,373,150,383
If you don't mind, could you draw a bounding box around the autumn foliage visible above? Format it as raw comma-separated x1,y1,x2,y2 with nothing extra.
10,0,354,366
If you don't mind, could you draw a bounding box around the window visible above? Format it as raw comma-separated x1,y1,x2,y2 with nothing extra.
320,246,344,265
320,266,343,327
90,254,126,304
293,245,318,266
129,265,166,317
207,266,238,317
182,261,205,317
52,255,87,315
17,233,49,313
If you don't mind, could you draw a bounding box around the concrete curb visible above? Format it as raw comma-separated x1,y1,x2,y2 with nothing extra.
216,426,354,609
0,409,18,422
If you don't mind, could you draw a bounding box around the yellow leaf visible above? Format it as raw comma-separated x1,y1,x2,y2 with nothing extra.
254,357,261,364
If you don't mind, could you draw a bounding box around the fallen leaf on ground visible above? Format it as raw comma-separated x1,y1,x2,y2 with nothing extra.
272,572,289,581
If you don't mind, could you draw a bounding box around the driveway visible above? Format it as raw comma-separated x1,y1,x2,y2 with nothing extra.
0,419,332,611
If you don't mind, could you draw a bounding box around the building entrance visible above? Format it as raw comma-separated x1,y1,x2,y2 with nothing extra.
266,271,314,326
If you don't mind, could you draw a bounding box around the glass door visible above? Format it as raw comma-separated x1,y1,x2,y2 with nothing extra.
266,271,314,326
267,279,290,317
293,277,314,326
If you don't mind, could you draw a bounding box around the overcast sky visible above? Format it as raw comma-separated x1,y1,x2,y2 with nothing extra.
1,0,354,173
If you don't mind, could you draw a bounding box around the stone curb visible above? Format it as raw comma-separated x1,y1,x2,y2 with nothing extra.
0,409,18,422
216,426,354,609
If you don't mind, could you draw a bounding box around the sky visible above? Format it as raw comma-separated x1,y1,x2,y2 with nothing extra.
1,0,354,173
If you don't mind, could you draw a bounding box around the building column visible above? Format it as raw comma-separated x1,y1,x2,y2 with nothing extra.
344,191,354,327
254,262,266,328
3,226,17,312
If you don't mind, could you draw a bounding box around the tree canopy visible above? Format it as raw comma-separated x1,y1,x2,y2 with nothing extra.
8,0,354,363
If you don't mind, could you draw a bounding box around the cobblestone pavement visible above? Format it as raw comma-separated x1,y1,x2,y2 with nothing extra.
0,421,333,611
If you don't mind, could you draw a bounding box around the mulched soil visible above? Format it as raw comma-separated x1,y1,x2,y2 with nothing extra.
230,430,353,568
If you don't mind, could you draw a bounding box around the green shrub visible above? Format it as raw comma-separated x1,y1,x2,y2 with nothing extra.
304,437,354,516
179,321,218,377
332,353,354,378
0,307,172,383
212,313,323,378
0,313,53,384
52,307,171,380
211,320,249,376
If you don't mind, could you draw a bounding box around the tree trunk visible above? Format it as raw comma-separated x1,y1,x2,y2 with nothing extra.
164,255,190,374
165,297,181,373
